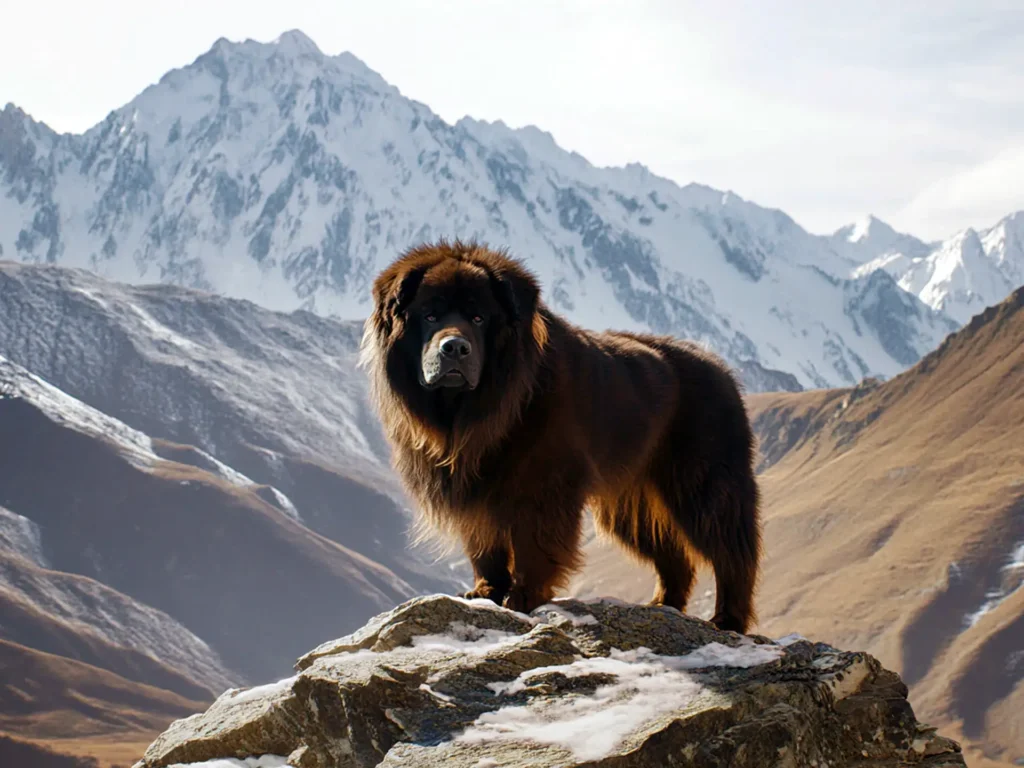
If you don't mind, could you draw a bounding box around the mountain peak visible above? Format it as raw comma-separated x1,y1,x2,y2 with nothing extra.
990,209,1024,242
1002,209,1024,226
455,117,562,159
948,226,984,258
831,215,931,267
836,214,895,244
199,30,335,69
271,29,323,57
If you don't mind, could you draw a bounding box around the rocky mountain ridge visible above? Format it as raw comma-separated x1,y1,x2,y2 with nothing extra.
0,30,988,392
843,212,1024,325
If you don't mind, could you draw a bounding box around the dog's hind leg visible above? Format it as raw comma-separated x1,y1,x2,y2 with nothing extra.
652,466,761,634
592,488,697,613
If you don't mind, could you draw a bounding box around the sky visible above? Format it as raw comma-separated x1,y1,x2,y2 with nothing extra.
2,0,1023,240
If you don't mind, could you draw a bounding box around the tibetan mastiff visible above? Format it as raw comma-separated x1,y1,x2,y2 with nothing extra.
360,239,761,632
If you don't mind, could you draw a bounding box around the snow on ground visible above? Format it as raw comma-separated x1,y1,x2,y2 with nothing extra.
964,539,1024,628
776,632,811,646
184,611,790,763
459,643,785,761
411,621,527,655
0,354,157,468
536,603,600,626
448,595,541,623
167,757,294,768
419,682,455,703
222,675,298,704
0,506,48,567
267,487,302,522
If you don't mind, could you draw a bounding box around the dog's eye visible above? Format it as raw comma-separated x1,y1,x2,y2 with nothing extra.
425,313,437,323
472,315,484,324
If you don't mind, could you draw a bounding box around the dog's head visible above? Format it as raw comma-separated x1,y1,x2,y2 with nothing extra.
364,239,544,410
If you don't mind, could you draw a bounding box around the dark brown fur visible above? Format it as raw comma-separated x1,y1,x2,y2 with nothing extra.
360,240,762,632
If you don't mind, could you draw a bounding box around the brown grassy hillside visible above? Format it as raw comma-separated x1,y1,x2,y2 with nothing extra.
571,285,1024,766
0,734,104,768
0,639,207,768
0,588,215,702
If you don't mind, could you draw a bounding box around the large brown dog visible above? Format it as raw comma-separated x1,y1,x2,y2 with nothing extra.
360,240,762,632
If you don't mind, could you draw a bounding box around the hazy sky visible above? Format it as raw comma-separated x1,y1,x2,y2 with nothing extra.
3,0,1023,240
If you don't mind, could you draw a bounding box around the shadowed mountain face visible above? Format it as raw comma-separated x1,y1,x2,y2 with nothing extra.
0,343,459,766
0,30,974,393
0,356,425,681
0,260,467,597
570,286,1024,767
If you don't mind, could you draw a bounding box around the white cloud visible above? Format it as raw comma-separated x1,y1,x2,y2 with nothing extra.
893,144,1024,237
2,0,1022,241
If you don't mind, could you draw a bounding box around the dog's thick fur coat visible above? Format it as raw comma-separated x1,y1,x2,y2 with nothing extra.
361,240,762,632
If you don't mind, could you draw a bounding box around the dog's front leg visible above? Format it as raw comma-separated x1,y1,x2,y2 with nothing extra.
504,505,583,614
462,536,511,605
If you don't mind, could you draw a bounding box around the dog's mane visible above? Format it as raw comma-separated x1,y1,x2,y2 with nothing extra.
360,239,550,485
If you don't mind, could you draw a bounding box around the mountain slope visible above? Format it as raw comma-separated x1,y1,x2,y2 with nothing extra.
571,286,1024,766
0,260,467,596
0,585,216,703
0,354,424,682
0,31,962,391
0,734,106,768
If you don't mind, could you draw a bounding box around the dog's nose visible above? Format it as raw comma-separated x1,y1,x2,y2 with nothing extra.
439,335,472,359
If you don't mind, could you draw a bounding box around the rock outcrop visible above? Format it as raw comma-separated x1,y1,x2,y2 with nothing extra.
134,595,965,768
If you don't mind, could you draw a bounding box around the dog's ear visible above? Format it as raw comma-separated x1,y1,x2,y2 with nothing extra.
488,267,539,329
372,266,426,336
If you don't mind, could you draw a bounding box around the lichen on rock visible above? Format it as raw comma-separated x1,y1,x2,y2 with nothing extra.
135,594,965,768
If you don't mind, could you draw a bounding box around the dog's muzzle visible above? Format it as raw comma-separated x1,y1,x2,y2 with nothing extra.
422,333,480,389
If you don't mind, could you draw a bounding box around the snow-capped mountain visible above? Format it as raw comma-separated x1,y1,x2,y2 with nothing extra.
0,30,964,391
830,215,933,265
845,212,1024,325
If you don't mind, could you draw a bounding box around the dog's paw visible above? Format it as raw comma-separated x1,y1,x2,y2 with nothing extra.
503,586,547,614
461,582,504,605
647,594,687,613
709,612,747,634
